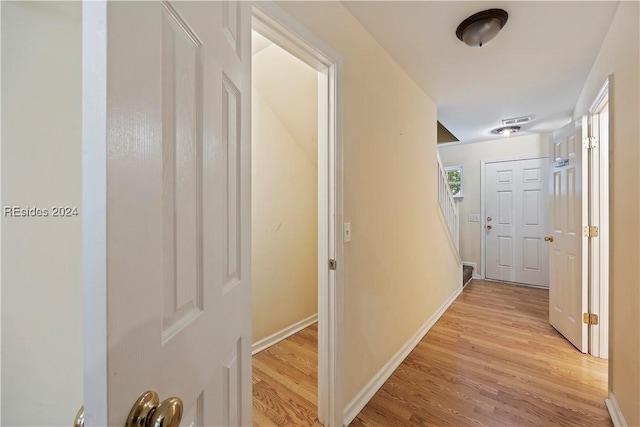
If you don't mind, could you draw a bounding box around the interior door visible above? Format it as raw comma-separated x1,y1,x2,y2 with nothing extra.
548,119,588,352
485,158,549,286
82,1,252,425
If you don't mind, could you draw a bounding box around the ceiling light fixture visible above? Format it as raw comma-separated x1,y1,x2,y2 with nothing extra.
492,125,521,136
456,9,509,48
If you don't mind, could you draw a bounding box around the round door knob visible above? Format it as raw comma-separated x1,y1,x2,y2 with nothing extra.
125,391,183,427
544,236,554,242
486,225,492,230
149,397,183,427
74,405,84,427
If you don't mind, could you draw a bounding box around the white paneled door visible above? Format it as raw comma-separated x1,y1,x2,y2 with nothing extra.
485,158,549,287
548,120,588,352
82,1,252,425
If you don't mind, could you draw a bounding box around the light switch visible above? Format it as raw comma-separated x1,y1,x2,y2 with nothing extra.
344,222,352,243
468,213,480,222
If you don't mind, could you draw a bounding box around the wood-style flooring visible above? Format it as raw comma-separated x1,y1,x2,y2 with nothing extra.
253,323,322,426
253,280,611,426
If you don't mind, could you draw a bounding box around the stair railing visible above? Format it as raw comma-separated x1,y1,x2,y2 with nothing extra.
437,152,459,250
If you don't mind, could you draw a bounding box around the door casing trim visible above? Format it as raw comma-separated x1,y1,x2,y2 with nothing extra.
587,77,610,359
252,3,344,426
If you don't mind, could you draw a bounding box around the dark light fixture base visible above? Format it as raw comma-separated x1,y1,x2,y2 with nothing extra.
456,9,508,48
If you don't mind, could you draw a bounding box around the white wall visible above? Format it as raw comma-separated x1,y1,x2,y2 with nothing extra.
251,43,319,343
277,1,461,408
438,134,549,277
1,2,82,425
574,2,640,425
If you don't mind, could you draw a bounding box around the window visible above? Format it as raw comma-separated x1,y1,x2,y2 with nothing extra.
445,166,463,198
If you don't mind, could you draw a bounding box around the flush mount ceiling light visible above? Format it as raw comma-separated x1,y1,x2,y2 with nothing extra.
456,9,509,48
492,125,521,137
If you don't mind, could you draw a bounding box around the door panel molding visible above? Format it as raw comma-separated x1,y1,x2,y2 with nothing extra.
82,2,254,424
482,156,549,286
548,119,588,353
480,155,549,280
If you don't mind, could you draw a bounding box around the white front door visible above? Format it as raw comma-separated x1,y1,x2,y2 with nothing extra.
82,1,252,425
485,158,549,287
548,119,588,352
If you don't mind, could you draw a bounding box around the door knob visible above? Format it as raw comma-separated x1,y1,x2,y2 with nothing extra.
126,391,183,427
544,236,554,242
486,225,492,230
74,391,183,427
74,405,84,427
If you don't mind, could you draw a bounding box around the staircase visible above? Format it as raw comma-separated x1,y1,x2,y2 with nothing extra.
437,153,470,287
436,153,459,250
463,264,474,286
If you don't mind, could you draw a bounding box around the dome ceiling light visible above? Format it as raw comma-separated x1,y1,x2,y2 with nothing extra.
492,125,521,137
456,9,509,48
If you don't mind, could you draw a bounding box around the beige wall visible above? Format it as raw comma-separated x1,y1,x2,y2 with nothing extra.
1,2,462,422
438,134,548,277
277,1,461,406
251,44,319,343
574,2,640,425
1,2,82,425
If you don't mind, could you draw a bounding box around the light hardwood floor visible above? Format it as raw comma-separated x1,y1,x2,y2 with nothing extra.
253,280,611,426
253,323,322,426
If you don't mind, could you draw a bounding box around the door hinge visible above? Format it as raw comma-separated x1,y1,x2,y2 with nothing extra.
583,136,598,149
583,313,599,325
583,225,599,238
329,259,337,270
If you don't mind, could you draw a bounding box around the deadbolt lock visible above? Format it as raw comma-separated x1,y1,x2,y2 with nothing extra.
544,236,554,242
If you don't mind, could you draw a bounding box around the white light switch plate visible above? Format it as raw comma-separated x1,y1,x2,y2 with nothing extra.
468,213,480,222
344,222,352,242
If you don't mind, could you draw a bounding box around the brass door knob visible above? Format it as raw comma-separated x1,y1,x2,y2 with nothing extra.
126,391,183,427
74,405,84,427
75,391,183,427
544,236,554,242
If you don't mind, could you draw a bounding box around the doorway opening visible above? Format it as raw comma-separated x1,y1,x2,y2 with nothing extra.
477,91,610,362
250,4,344,426
250,28,320,424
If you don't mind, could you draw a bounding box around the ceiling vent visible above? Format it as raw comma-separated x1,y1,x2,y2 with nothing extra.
502,115,534,126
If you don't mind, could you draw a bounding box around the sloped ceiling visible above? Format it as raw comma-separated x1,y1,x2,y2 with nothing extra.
252,31,318,166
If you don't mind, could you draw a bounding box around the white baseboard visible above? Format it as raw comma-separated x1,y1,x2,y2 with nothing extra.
606,393,628,427
343,286,463,426
252,313,318,355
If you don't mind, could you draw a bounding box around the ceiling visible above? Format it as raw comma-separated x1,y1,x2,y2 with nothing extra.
341,1,619,144
252,30,273,56
252,31,319,165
